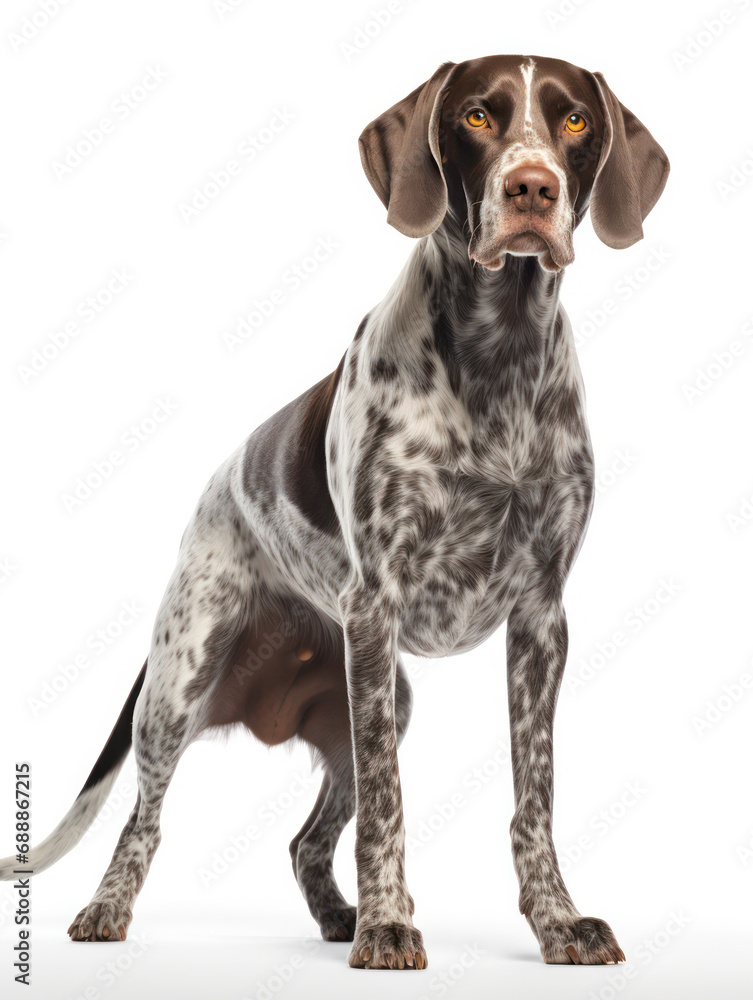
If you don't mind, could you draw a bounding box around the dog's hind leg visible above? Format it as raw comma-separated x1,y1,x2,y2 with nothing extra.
290,657,413,943
290,766,357,942
68,508,257,941
66,705,187,942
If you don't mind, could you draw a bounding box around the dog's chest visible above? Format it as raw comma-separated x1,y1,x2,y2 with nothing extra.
330,343,592,657
385,465,541,656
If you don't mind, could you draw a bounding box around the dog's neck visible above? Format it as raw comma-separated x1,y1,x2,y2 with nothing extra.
418,210,567,416
425,208,563,314
366,208,576,423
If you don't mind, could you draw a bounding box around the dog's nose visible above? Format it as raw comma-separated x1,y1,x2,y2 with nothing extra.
505,164,560,212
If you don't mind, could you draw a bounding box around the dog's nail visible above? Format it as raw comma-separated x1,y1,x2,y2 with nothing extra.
415,952,425,970
118,923,126,940
404,952,414,967
102,927,110,938
565,945,581,964
360,946,371,962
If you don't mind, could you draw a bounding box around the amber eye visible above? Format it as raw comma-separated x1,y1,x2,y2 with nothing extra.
565,113,586,133
466,108,488,128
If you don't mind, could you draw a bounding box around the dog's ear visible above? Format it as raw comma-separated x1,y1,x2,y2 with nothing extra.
588,72,670,250
359,62,457,238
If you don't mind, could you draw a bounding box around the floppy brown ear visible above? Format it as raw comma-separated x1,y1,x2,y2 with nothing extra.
359,62,457,238
589,72,670,250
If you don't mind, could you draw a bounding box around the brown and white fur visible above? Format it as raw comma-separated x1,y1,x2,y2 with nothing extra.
0,55,669,969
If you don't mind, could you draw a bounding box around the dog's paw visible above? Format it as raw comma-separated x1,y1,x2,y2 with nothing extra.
537,916,625,965
67,900,132,942
349,922,427,970
319,905,358,942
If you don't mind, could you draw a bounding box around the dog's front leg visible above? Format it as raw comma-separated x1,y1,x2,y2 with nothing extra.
507,590,625,965
339,584,426,971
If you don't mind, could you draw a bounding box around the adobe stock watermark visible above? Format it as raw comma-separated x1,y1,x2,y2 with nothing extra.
11,763,32,985
31,764,138,853
68,932,152,1000
406,741,510,856
7,0,72,53
221,236,339,352
415,943,485,999
588,910,692,1000
559,781,647,875
595,448,638,498
231,603,315,686
52,68,169,180
567,578,682,694
692,669,753,736
572,246,672,349
404,657,428,683
681,314,753,403
17,268,133,385
340,1,405,62
85,767,137,840
60,397,179,513
545,0,590,30
212,0,249,20
232,622,300,686
26,601,144,717
735,829,753,866
0,557,18,586
178,108,295,223
197,770,318,887
672,0,750,72
726,485,753,533
243,938,321,1000
716,144,753,201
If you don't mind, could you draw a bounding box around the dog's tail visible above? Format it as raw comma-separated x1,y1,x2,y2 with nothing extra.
0,662,147,881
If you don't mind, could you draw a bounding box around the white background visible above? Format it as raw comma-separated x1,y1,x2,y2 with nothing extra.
1,0,752,998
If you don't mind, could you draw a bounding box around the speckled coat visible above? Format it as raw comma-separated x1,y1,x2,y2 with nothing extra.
0,55,668,969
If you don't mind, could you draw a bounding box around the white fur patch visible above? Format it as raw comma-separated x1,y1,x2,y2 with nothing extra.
520,58,536,137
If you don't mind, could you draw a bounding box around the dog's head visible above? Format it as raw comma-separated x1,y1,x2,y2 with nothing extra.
359,55,669,272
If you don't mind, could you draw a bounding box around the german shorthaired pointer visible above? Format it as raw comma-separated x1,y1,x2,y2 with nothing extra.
1,55,668,969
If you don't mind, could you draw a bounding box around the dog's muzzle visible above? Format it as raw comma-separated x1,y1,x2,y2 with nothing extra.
468,156,576,273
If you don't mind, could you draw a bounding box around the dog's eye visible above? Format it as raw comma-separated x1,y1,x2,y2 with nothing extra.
466,109,488,128
565,114,587,133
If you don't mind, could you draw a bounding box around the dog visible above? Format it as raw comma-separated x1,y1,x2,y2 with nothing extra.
1,55,668,969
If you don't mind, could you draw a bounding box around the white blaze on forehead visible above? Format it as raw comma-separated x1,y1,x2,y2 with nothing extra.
469,57,576,271
520,57,536,132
